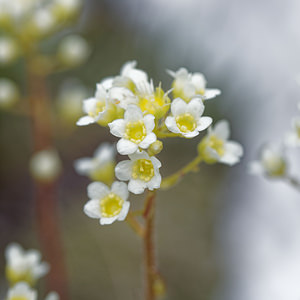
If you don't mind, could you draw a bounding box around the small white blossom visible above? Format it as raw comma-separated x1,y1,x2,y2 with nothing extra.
6,282,37,300
74,143,116,184
0,36,19,65
249,144,287,178
0,78,19,109
115,151,161,194
167,67,221,102
109,104,156,155
285,116,300,147
84,181,130,225
5,243,49,286
108,86,138,109
44,292,59,300
165,98,212,138
198,120,243,165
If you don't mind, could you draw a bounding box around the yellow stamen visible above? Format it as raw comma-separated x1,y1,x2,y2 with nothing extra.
88,101,105,118
132,159,154,182
125,120,146,143
100,193,124,218
175,113,196,133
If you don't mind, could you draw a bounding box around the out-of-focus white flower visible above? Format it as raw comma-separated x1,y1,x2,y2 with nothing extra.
30,8,56,36
51,0,81,20
109,104,156,155
249,144,287,178
108,86,138,109
57,35,90,67
56,79,90,124
77,82,122,127
29,149,62,183
198,120,243,165
165,98,212,138
115,151,161,194
167,67,221,102
44,292,59,300
285,116,300,147
6,282,37,300
0,78,19,109
84,181,130,225
0,36,19,65
5,243,49,286
74,143,116,184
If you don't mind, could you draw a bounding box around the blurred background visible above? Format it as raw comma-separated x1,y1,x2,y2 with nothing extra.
1,0,300,299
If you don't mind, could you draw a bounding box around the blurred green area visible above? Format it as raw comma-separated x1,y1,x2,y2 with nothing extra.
0,1,229,299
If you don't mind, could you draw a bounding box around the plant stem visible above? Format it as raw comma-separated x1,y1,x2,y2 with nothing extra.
143,191,157,300
286,175,300,191
161,155,202,190
27,58,69,299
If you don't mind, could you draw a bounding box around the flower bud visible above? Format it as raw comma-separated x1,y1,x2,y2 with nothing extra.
148,140,163,156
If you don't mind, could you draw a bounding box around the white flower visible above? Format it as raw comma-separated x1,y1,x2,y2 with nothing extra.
249,144,287,178
6,282,37,300
108,104,156,155
74,143,116,184
44,292,59,300
29,149,62,183
115,151,161,194
167,67,221,102
198,120,243,165
0,36,19,65
165,98,212,138
84,181,130,225
0,78,19,109
5,243,49,286
285,116,300,147
108,86,138,109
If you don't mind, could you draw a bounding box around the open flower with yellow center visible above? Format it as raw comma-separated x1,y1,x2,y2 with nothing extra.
285,116,300,147
249,144,287,178
167,68,221,102
6,282,37,300
5,243,49,286
165,98,212,138
115,151,161,194
84,181,130,225
198,120,243,165
108,104,156,155
74,142,116,185
136,80,171,119
76,82,122,127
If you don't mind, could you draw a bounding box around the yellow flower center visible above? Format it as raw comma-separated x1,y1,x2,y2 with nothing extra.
207,135,225,157
132,159,154,182
263,157,286,177
125,120,146,143
6,267,34,287
88,101,105,118
100,193,124,218
11,297,29,300
175,113,197,133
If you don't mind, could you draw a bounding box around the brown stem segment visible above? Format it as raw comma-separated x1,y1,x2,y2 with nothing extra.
27,60,69,299
143,191,157,300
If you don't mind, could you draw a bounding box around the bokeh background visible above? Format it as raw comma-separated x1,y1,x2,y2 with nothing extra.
1,0,300,299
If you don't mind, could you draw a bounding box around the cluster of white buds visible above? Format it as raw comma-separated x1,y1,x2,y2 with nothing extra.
249,100,300,181
4,243,59,300
75,61,243,225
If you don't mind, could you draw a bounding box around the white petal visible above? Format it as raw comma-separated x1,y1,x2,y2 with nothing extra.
100,216,118,225
128,150,149,161
213,120,230,140
117,138,139,155
143,114,155,132
44,292,60,300
220,153,241,166
187,98,204,117
26,250,41,265
74,158,94,175
165,116,180,134
117,201,130,221
248,161,264,175
139,132,157,149
151,156,162,169
148,173,161,190
5,243,23,262
128,179,146,194
94,143,116,162
197,116,213,131
202,89,221,100
111,181,129,200
32,262,49,279
87,182,109,199
76,116,95,126
84,199,101,218
182,130,199,138
191,73,206,89
124,105,143,122
115,160,132,181
108,119,126,138
82,97,97,114
171,98,187,116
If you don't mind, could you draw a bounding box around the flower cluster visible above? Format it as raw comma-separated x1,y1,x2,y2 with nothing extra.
76,61,243,225
4,243,59,300
249,101,300,182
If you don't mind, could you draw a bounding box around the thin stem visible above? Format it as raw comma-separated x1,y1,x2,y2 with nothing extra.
126,212,145,237
27,58,69,299
286,175,300,191
161,155,202,190
143,190,157,300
